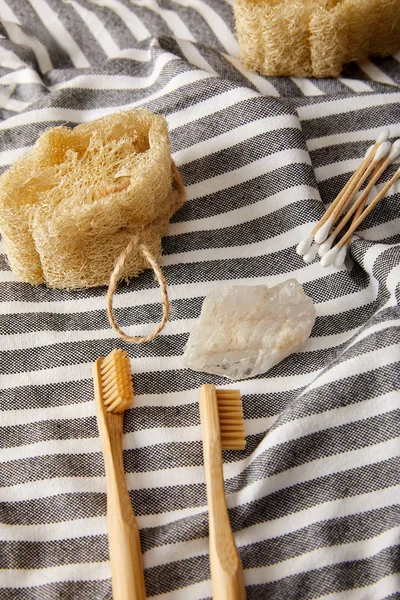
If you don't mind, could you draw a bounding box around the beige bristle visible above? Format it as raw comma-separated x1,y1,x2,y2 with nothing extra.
216,389,246,450
99,349,134,413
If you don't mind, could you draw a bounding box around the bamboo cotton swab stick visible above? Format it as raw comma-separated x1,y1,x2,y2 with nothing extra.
314,141,391,244
321,165,400,268
296,129,389,257
322,140,399,251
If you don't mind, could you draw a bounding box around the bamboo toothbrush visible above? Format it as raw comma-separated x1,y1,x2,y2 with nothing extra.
199,384,246,600
93,349,146,600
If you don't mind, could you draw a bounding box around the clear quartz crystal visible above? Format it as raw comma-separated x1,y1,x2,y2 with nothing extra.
183,279,316,380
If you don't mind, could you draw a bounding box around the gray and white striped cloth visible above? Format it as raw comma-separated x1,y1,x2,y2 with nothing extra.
0,1,400,598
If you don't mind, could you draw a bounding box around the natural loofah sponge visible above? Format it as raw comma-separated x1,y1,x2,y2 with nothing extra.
0,109,185,289
234,0,400,78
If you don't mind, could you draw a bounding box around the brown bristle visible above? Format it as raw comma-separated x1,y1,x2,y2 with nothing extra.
216,389,246,450
99,349,134,413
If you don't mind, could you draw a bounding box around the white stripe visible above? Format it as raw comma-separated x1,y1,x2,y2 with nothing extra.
1,376,398,499
0,561,109,588
185,147,312,199
131,0,196,42
1,380,398,472
2,480,397,566
297,92,400,121
49,53,178,91
0,249,384,320
0,67,43,86
357,58,397,86
245,526,400,585
307,122,400,151
4,468,399,590
0,82,14,109
92,0,150,41
0,145,32,167
110,46,153,62
339,78,373,93
230,435,399,516
173,113,301,166
69,1,120,58
27,0,90,68
3,97,30,112
2,430,398,505
175,39,216,74
291,77,324,96
171,0,238,56
167,86,260,131
2,20,53,73
0,47,25,70
236,480,400,549
168,183,319,235
223,53,279,96
153,580,210,599
0,0,19,23
0,64,209,133
1,415,283,463
319,573,400,600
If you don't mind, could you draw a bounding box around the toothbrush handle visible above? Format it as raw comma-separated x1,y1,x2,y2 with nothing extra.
93,360,147,600
104,414,147,600
200,386,246,600
107,504,146,600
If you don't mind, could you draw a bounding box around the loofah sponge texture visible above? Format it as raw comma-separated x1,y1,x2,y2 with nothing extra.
0,110,185,289
234,0,400,78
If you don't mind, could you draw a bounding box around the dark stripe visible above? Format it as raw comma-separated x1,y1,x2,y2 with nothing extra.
302,103,400,140
0,288,396,338
244,545,400,600
140,501,400,558
145,543,400,597
370,57,400,86
1,455,398,526
0,248,367,305
170,96,297,153
0,580,111,600
179,127,306,186
2,356,399,449
1,405,398,487
44,0,108,66
3,316,398,375
3,1,75,69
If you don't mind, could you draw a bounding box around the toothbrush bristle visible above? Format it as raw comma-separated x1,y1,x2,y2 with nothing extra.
216,389,246,450
100,349,134,413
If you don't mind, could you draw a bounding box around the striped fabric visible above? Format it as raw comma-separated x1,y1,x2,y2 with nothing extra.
0,0,400,598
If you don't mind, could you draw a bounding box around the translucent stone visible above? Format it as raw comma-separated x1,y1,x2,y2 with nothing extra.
183,279,316,380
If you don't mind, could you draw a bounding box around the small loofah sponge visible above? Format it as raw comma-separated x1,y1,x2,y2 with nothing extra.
234,0,400,78
0,109,185,289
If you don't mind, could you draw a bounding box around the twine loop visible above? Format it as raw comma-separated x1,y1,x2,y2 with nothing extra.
107,159,185,344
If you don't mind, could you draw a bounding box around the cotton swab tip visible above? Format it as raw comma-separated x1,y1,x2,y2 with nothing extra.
314,219,332,244
303,244,320,263
333,245,347,268
373,141,391,162
376,129,390,144
318,233,335,257
296,235,313,256
388,139,400,161
321,246,339,268
364,144,375,158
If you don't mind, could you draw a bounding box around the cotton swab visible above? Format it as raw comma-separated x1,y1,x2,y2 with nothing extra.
296,234,313,256
337,166,400,249
296,130,390,256
314,140,391,244
322,164,400,268
302,243,320,263
324,140,399,249
333,244,348,268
